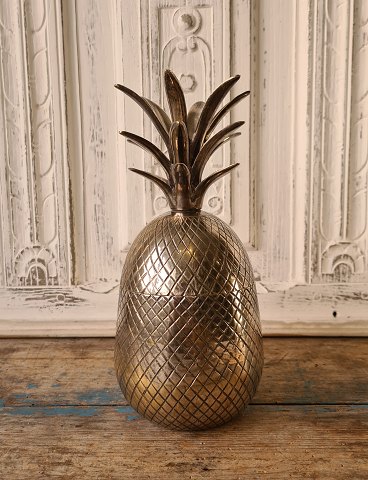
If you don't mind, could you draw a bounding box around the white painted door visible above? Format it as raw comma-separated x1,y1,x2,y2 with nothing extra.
0,0,367,335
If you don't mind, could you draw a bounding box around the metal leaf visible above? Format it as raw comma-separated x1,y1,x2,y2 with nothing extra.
191,133,240,186
115,84,170,148
193,163,239,202
129,168,174,207
187,101,205,140
191,121,244,185
191,75,240,158
120,131,173,184
205,91,250,140
144,98,171,132
169,121,189,167
164,70,187,124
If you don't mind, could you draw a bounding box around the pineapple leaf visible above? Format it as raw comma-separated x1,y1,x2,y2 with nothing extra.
205,91,250,140
129,168,174,206
191,121,244,184
191,75,240,158
187,101,205,140
191,132,240,186
193,163,239,202
120,131,173,184
164,70,187,124
169,121,190,167
144,98,171,132
115,84,170,149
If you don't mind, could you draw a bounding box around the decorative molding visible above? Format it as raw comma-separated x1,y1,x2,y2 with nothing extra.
1,284,368,336
347,0,368,280
309,0,368,283
14,246,57,286
0,0,32,286
1,0,368,336
0,0,70,287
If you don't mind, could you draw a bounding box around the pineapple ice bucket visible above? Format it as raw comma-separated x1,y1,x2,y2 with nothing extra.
114,71,263,430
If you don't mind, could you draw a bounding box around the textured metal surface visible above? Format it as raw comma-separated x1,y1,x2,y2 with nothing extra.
116,70,248,212
115,212,263,430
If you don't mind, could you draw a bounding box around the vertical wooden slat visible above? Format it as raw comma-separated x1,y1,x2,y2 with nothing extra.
347,0,368,282
0,0,32,286
23,0,71,286
64,0,122,285
253,0,296,282
309,0,364,283
0,0,70,287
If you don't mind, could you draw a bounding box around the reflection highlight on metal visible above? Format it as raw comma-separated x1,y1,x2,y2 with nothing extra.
115,212,263,430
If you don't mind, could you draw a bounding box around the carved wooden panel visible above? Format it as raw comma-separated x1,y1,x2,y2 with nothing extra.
310,0,368,283
250,0,309,284
63,0,122,285
347,0,368,281
121,0,248,241
0,0,70,287
1,0,368,335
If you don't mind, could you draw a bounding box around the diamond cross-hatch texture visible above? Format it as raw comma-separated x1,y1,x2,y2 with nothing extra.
115,212,263,430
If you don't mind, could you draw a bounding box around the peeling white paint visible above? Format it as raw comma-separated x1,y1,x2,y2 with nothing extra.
0,0,367,336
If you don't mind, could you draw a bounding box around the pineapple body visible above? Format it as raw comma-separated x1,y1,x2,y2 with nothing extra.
115,211,263,430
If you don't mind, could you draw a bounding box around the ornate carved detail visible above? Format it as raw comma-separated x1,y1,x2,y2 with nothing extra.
0,0,70,286
310,0,367,282
347,0,368,269
0,1,32,285
321,243,365,282
318,0,352,244
24,0,60,251
15,246,58,286
179,73,197,93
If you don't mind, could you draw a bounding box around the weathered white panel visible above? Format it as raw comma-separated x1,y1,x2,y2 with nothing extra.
0,0,70,287
311,0,349,280
250,0,310,284
121,0,250,242
309,0,367,283
63,0,122,284
347,0,368,281
1,283,368,336
0,1,31,286
149,0,232,222
1,0,368,336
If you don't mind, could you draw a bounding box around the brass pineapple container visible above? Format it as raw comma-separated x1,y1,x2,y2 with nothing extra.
115,71,263,430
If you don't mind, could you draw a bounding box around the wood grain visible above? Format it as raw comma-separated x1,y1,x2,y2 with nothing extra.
1,338,367,407
1,405,367,480
0,337,367,479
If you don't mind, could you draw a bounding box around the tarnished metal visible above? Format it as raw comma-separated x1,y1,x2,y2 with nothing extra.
115,70,263,430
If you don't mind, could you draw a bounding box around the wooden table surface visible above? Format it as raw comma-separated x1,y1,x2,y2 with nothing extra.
1,337,367,479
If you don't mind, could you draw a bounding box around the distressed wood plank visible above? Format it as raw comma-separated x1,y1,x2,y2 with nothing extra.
0,405,367,479
1,338,367,407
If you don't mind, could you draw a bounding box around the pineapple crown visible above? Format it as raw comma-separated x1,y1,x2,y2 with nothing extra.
115,70,249,213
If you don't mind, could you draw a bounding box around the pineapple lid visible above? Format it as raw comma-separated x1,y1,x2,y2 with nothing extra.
116,70,249,213
121,212,255,298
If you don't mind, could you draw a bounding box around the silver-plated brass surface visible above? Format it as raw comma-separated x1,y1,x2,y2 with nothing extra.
115,212,263,430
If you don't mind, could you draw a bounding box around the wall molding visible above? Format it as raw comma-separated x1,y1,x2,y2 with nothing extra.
309,0,368,283
1,0,367,336
0,0,71,287
1,283,368,336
